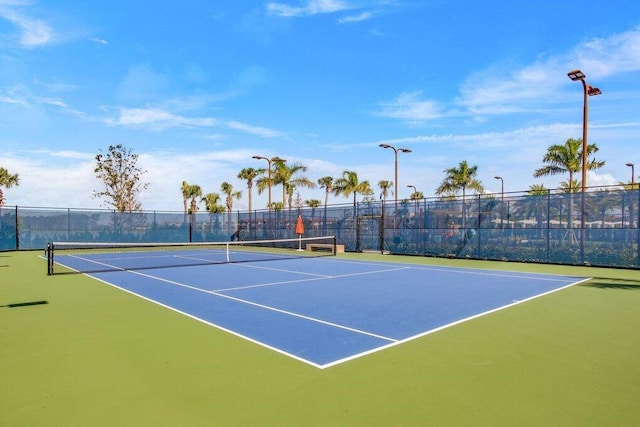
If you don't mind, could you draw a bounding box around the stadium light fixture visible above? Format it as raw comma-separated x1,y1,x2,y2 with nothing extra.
567,69,602,262
379,144,412,214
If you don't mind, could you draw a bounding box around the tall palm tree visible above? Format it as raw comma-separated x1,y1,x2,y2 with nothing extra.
512,184,549,232
534,138,605,230
180,181,202,220
200,192,225,238
0,167,19,206
378,180,394,204
221,181,241,234
273,161,315,208
188,184,202,214
180,181,190,215
220,182,241,214
436,161,484,227
255,159,284,210
317,176,333,207
201,192,225,213
237,167,259,212
317,176,333,234
534,138,605,186
333,170,371,218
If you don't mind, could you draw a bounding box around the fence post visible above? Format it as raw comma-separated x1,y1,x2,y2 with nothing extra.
15,205,19,250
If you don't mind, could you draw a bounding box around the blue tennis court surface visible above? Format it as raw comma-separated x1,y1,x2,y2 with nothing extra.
55,252,587,368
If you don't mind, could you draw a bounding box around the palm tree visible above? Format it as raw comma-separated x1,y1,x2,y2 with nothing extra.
436,161,484,228
188,184,202,214
273,161,315,208
201,192,225,213
180,180,191,216
305,199,322,231
534,138,605,186
221,181,241,234
220,182,241,214
237,167,259,212
512,184,549,232
255,158,284,209
317,176,333,234
180,181,202,216
333,170,371,218
534,138,605,229
201,192,225,237
0,167,19,206
588,189,621,227
317,176,333,207
378,180,394,204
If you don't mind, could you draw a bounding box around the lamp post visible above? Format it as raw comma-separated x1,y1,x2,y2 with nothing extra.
252,155,286,212
494,176,504,228
568,69,601,262
627,162,635,227
407,185,417,215
379,144,411,215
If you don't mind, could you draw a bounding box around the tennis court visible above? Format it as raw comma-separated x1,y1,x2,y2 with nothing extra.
47,238,586,368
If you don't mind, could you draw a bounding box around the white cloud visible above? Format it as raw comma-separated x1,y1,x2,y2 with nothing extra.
102,106,284,138
337,11,373,24
0,2,53,47
91,37,108,45
225,120,284,138
266,0,351,17
376,26,640,127
374,91,443,124
104,107,218,130
458,26,640,117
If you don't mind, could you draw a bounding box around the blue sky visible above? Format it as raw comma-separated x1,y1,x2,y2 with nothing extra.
1,0,640,211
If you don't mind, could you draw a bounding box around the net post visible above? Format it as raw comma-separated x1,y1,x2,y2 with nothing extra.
333,235,337,256
46,242,53,275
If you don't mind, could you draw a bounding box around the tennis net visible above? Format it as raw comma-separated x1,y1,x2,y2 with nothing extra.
46,235,337,275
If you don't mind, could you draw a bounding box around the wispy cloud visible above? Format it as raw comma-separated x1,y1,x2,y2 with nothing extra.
0,1,54,47
266,0,352,17
103,106,284,137
374,91,444,124
337,11,373,24
225,120,284,138
378,26,640,126
104,107,218,130
266,0,384,23
91,37,108,45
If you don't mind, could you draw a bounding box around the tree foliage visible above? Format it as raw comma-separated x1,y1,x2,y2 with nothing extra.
333,170,372,207
436,160,484,200
93,144,149,212
533,137,605,186
0,166,19,206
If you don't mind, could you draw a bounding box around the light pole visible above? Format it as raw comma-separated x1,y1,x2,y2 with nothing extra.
494,176,504,228
252,155,286,212
568,69,601,261
407,185,417,215
379,144,411,215
627,162,635,227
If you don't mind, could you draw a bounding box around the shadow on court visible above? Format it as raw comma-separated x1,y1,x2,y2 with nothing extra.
0,300,49,308
581,277,640,291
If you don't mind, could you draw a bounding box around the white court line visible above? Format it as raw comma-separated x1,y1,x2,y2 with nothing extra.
319,276,592,369
66,256,398,344
215,266,411,292
208,290,397,343
59,253,590,369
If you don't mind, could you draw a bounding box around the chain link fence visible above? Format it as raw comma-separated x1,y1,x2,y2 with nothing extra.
2,187,639,268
